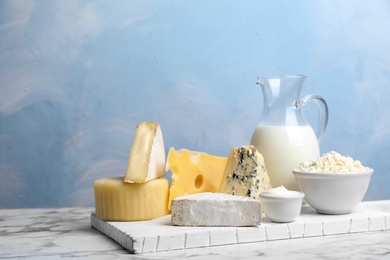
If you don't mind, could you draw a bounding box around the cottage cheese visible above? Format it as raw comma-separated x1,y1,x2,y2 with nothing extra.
294,151,370,173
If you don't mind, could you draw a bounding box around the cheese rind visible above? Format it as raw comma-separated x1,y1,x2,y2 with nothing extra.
219,145,272,200
171,192,262,226
94,177,170,221
124,121,166,183
166,147,228,210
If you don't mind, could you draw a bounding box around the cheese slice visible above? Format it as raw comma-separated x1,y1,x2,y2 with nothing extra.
219,145,272,200
124,121,166,183
166,147,228,210
94,177,170,221
171,192,262,226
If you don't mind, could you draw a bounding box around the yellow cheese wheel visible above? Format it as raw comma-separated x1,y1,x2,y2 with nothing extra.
166,147,228,210
94,177,170,221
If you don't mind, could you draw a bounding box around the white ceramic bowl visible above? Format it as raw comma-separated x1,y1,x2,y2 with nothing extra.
259,188,304,223
293,168,374,214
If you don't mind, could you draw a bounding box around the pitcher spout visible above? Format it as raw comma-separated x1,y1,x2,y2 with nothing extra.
256,74,308,101
256,77,267,87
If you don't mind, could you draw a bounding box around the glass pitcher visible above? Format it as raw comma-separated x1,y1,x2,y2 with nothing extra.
250,75,328,191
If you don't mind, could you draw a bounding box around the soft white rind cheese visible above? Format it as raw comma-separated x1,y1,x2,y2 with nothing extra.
171,192,262,227
295,151,370,173
124,122,166,183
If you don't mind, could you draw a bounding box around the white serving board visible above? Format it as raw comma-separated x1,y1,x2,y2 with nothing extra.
91,200,390,254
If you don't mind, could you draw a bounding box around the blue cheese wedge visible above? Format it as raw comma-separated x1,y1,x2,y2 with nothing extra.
171,192,262,226
219,145,272,200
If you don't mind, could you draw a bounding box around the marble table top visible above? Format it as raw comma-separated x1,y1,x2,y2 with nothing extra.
1,204,390,259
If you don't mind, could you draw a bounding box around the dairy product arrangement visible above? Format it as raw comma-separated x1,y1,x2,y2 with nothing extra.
94,122,374,222
93,121,373,231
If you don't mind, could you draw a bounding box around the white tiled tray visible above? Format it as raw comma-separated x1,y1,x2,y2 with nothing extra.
91,200,390,254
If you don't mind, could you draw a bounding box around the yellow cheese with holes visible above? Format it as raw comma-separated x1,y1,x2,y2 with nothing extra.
124,121,166,183
94,177,170,221
166,147,228,210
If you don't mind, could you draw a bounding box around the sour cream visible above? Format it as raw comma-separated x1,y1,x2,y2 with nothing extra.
260,185,304,198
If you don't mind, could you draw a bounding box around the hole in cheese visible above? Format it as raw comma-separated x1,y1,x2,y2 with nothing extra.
166,147,228,210
195,175,203,189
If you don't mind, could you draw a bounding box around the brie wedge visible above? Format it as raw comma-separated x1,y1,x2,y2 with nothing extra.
124,121,166,183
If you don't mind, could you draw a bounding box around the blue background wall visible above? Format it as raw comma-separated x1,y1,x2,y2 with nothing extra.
1,0,390,208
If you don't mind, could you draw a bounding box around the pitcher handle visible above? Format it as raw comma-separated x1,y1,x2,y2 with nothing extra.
301,94,329,144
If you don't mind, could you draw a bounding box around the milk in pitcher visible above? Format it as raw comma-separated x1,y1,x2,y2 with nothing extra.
250,125,320,191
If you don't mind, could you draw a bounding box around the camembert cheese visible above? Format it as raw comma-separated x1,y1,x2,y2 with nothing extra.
219,145,271,200
171,192,262,226
166,147,228,210
124,121,166,183
94,177,170,221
